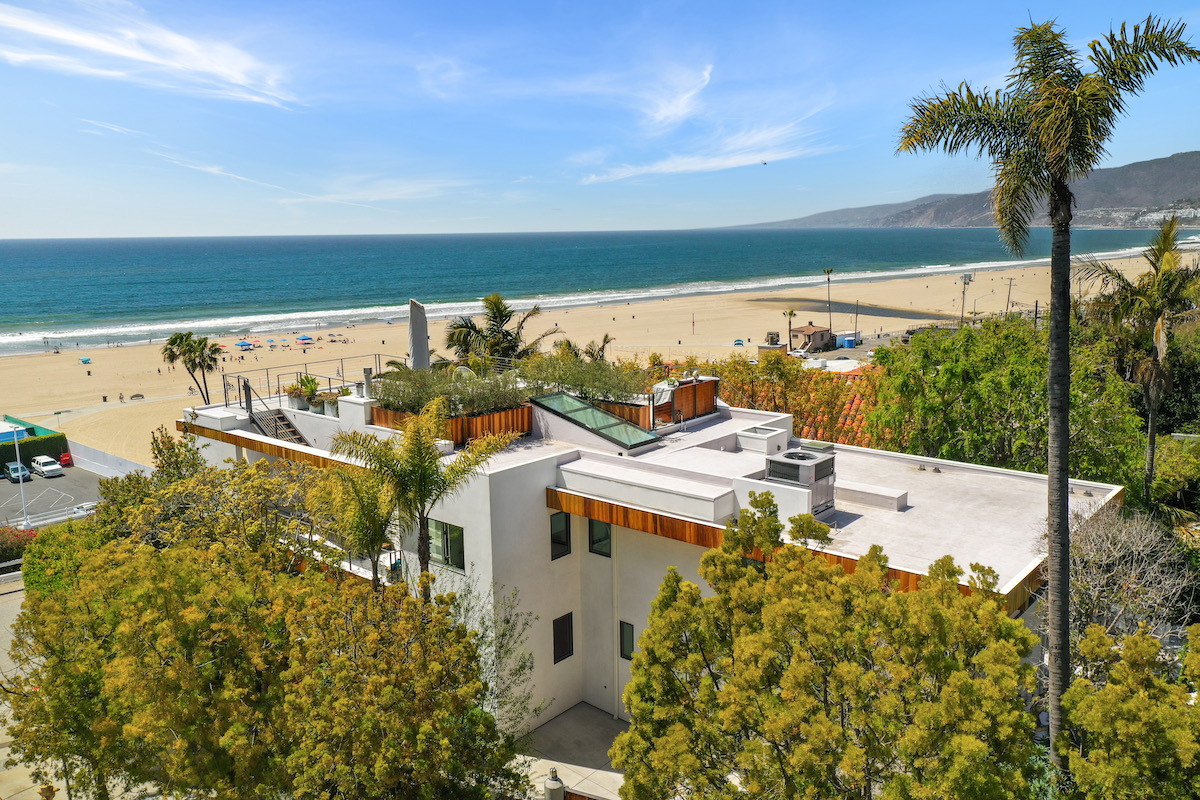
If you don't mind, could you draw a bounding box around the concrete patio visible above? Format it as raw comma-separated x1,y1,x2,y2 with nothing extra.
525,702,628,800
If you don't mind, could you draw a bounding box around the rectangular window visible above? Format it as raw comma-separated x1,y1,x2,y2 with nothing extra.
620,621,635,660
426,519,465,571
553,612,574,663
588,519,611,557
550,512,571,560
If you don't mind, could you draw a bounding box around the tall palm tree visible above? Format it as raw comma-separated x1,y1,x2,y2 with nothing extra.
309,467,397,589
584,333,615,363
445,293,553,369
898,17,1199,766
161,332,223,404
1077,216,1200,502
330,397,515,603
782,309,796,350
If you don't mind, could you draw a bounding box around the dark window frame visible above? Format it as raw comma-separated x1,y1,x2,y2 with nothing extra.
588,519,612,557
553,612,574,663
620,620,635,660
550,512,571,560
426,518,466,572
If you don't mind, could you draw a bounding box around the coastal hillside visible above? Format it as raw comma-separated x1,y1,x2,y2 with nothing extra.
746,151,1200,229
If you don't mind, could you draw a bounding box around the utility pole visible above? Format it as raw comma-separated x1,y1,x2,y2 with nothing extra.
823,268,834,334
959,273,973,326
1006,277,1014,313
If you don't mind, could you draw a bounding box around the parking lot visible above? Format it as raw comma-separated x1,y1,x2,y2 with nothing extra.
0,464,104,527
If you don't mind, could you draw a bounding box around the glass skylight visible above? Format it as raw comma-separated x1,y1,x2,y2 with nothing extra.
532,392,661,449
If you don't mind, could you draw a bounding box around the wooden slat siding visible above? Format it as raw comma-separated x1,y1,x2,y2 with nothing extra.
178,421,345,469
674,381,697,420
547,488,724,549
695,378,719,416
546,487,1003,609
371,405,405,430
461,404,533,443
371,404,533,445
594,400,653,430
653,400,674,425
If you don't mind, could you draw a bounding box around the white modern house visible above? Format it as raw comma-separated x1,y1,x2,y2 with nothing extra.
182,366,1122,730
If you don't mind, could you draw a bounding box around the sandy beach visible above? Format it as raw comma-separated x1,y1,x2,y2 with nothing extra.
0,253,1154,465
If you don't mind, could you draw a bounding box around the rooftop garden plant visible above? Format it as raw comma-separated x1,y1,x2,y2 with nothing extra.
373,354,653,417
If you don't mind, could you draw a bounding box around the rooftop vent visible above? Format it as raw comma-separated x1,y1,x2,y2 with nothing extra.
765,447,836,514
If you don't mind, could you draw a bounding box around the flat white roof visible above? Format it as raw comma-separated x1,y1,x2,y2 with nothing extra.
815,445,1117,593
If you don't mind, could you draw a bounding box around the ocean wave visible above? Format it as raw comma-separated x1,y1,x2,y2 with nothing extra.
0,242,1155,354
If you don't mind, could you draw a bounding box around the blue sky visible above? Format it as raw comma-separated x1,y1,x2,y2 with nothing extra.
0,0,1198,238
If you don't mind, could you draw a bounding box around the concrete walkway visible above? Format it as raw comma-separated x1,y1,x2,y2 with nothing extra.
0,577,59,799
525,702,628,800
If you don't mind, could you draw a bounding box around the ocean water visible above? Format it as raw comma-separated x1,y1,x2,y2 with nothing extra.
0,227,1191,356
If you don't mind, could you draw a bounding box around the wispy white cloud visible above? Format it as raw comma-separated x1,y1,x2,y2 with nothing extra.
149,149,465,209
643,64,711,132
80,118,145,136
546,62,714,132
416,56,468,100
280,175,469,204
581,122,836,184
566,146,611,167
0,2,290,105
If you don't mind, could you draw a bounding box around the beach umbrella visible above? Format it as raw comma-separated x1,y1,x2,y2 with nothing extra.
297,335,313,341
267,339,275,343
236,340,253,347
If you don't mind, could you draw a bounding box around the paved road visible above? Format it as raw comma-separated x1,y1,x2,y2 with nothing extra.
0,467,102,529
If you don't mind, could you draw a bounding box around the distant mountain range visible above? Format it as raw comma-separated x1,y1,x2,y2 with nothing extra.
742,151,1200,229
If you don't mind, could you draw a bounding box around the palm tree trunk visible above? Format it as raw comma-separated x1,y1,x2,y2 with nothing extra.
200,368,211,405
1144,391,1159,504
186,368,206,400
370,551,380,591
418,513,431,603
1046,184,1073,769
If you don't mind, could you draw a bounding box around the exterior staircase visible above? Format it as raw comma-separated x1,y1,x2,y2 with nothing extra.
251,409,308,446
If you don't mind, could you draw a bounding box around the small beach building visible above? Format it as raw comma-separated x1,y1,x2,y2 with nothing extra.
791,321,834,352
179,361,1122,735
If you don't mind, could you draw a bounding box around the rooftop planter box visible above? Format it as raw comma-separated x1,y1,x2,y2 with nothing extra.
372,403,532,446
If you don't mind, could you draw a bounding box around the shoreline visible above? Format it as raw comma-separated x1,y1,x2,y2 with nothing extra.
5,238,1194,358
0,249,1169,465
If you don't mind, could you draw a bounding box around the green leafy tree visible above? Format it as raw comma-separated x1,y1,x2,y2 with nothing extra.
898,16,1200,761
284,575,526,799
1077,216,1200,501
161,331,222,403
330,397,515,603
99,542,294,798
308,466,397,589
445,292,553,368
611,492,1038,800
1061,624,1200,798
148,424,207,485
868,316,1142,488
7,465,525,799
3,564,130,800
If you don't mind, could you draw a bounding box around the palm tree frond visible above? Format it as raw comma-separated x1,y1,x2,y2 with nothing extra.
898,85,1023,158
1090,16,1200,107
991,152,1048,253
1010,21,1084,94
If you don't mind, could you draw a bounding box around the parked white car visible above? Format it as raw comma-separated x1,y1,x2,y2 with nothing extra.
30,455,64,477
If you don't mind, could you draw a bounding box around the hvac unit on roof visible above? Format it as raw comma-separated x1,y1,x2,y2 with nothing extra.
764,446,836,514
